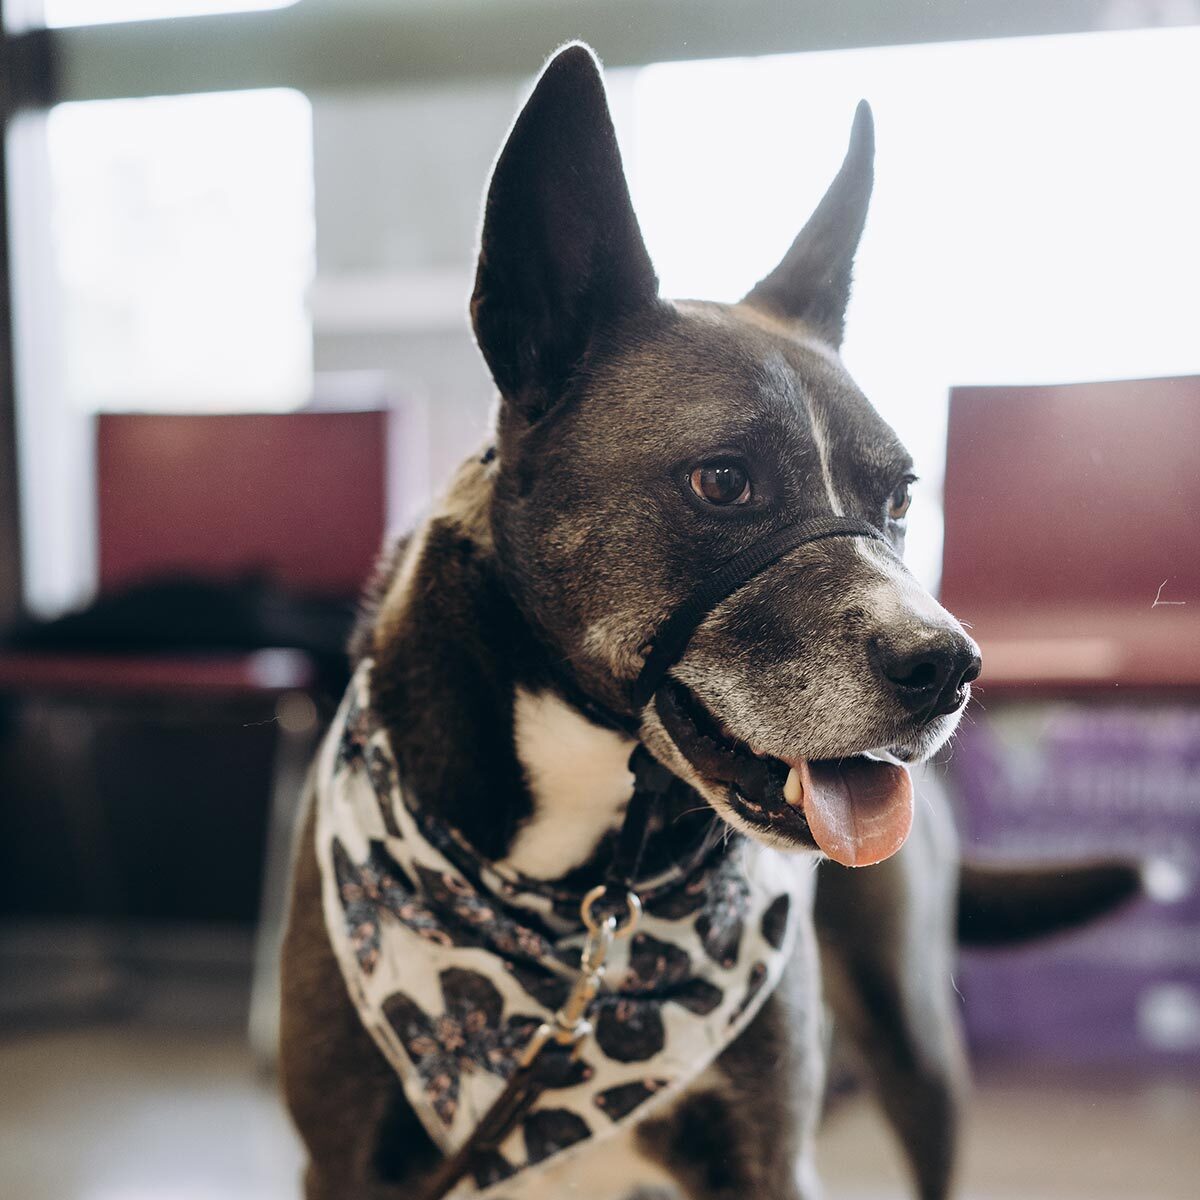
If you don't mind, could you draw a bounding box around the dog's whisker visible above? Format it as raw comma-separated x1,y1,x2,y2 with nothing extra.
672,804,714,823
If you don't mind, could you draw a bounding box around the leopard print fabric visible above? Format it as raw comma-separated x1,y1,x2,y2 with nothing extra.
315,660,804,1197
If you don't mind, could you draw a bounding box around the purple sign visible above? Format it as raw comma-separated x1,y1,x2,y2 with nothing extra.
951,702,1200,1066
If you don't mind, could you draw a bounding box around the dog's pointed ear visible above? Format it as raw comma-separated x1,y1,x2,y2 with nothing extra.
742,101,874,349
471,44,658,420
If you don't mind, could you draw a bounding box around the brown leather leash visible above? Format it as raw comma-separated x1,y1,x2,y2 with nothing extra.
416,750,670,1199
418,883,642,1199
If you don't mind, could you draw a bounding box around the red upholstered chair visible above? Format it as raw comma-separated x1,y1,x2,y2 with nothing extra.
941,375,1200,692
97,409,386,605
1,407,388,698
0,408,389,1033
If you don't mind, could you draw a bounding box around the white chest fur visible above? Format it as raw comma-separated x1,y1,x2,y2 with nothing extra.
502,687,636,879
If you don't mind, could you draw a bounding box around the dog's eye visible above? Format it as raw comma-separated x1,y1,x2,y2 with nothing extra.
888,479,914,521
690,462,751,506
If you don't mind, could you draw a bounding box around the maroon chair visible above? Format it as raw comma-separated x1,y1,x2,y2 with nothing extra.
941,375,1200,691
98,409,386,604
940,376,1200,1071
0,408,389,1029
0,408,387,699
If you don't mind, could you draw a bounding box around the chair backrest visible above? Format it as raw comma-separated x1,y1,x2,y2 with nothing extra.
942,376,1200,614
96,410,388,599
941,376,1200,690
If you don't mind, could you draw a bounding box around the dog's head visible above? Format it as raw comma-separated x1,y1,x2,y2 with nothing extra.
472,45,980,865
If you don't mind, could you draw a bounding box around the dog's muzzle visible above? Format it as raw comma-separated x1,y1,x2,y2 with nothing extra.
631,514,889,708
633,514,924,868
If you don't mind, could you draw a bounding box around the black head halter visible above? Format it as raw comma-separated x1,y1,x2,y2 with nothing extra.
630,514,890,711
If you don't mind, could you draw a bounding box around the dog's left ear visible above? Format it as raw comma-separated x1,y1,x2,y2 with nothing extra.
742,101,874,349
471,44,659,421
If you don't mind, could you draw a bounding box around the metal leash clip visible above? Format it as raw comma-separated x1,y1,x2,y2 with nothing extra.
518,883,642,1067
418,809,653,1200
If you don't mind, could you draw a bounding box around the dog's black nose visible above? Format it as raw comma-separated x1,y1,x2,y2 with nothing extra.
873,633,982,718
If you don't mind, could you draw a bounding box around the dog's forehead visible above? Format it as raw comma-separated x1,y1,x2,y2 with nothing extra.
581,301,906,471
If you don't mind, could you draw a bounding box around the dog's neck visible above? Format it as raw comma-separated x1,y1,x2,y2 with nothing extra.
363,454,635,876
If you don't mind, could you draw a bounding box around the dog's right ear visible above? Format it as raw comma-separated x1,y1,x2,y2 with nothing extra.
471,44,658,421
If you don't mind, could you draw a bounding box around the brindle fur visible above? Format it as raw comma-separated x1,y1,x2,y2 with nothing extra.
281,44,1140,1200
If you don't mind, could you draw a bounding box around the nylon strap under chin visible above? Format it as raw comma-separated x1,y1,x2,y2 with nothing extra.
631,515,890,711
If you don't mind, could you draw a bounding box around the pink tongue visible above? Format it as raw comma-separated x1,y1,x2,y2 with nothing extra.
785,758,913,867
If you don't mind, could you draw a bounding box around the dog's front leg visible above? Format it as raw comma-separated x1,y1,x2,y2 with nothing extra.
637,929,825,1200
816,772,967,1200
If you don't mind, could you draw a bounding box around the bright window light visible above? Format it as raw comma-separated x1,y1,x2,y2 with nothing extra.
628,27,1200,588
46,88,314,411
44,0,295,25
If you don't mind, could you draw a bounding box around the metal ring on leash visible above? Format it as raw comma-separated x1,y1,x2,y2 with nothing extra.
580,883,642,939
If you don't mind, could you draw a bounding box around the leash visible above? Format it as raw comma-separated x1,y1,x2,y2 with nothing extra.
416,754,659,1200
418,886,641,1199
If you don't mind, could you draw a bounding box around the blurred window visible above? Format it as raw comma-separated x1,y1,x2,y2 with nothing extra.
46,88,314,411
12,87,313,614
629,27,1200,588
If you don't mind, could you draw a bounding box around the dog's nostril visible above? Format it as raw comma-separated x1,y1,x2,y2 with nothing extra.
957,654,983,689
874,636,980,712
889,657,941,692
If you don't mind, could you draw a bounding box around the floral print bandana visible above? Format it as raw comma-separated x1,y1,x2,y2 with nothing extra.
315,660,805,1196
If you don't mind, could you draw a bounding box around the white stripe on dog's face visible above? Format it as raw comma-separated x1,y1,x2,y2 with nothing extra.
807,393,846,517
503,687,635,878
856,537,953,628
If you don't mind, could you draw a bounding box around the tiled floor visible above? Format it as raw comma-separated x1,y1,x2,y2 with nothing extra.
2,1025,1198,1199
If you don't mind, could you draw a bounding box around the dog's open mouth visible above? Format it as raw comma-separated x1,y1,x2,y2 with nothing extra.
655,680,913,867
